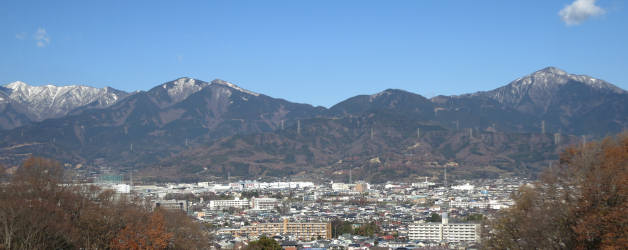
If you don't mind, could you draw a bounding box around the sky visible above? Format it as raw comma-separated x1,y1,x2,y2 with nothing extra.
1,0,627,107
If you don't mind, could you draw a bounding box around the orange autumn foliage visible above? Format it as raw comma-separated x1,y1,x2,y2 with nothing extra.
485,133,628,249
0,157,210,249
111,210,173,250
563,134,628,249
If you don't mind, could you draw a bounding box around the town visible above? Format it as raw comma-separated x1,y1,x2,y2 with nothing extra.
92,175,527,249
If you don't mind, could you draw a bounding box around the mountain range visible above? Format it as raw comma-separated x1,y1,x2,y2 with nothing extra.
0,67,625,182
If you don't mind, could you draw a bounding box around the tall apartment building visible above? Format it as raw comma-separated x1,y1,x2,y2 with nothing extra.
235,219,332,240
408,214,480,243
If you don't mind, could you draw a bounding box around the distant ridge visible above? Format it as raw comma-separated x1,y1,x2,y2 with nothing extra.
1,67,626,181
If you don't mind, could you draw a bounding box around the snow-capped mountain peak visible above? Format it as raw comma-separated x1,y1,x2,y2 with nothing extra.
535,66,567,76
211,79,260,96
510,66,624,93
159,77,209,104
161,77,202,89
1,81,129,121
468,67,627,114
5,80,29,90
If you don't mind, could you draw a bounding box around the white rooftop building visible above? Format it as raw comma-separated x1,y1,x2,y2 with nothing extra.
332,183,351,191
209,198,250,210
452,183,475,191
408,213,480,243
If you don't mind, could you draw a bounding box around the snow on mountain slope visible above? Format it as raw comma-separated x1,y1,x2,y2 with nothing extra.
1,81,129,121
467,67,626,114
0,88,8,103
476,67,624,102
1,78,261,129
210,79,260,97
158,77,210,104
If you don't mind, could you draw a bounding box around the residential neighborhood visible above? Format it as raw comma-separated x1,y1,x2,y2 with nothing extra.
93,176,526,249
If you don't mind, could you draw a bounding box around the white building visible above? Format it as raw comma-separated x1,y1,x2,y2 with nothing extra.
412,177,436,188
229,181,315,190
115,184,131,193
251,197,278,210
452,183,475,191
412,182,436,189
332,183,350,191
408,214,480,243
450,200,489,209
209,198,250,210
488,199,513,210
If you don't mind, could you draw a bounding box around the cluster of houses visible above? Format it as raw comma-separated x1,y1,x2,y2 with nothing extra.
93,177,528,249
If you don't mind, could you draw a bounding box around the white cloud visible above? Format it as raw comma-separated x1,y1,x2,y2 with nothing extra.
34,28,50,47
559,0,605,26
15,32,26,40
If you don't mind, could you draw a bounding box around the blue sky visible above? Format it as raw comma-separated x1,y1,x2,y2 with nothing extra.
1,0,626,107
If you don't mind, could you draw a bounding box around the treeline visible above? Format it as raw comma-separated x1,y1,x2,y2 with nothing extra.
485,133,628,249
0,157,211,249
